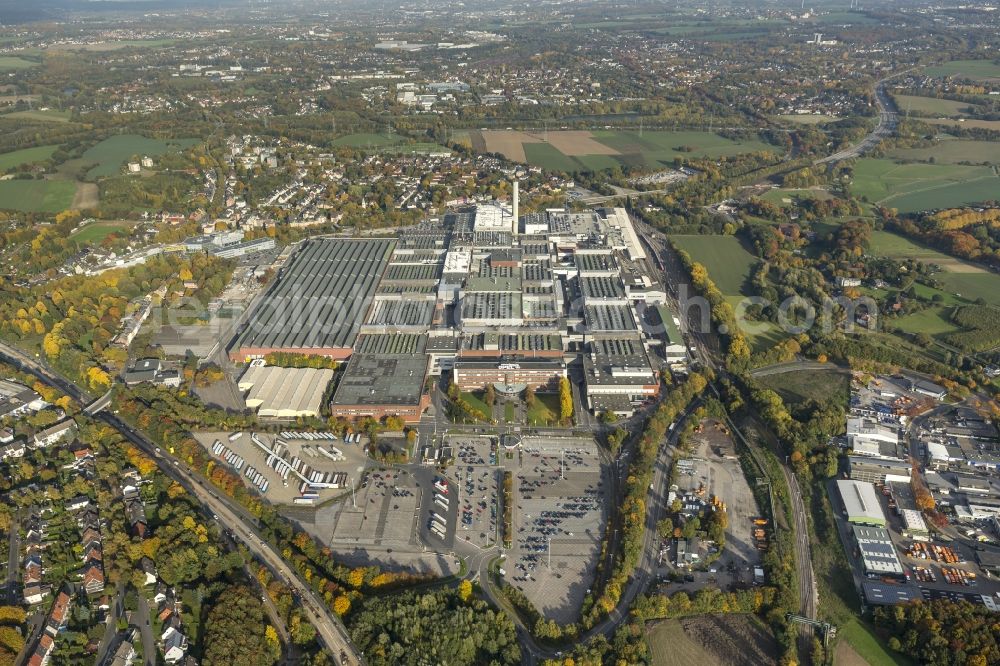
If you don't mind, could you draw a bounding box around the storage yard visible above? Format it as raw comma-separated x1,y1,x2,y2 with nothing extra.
193,431,368,505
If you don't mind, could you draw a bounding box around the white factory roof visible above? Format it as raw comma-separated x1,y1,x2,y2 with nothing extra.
837,479,887,525
847,417,899,446
852,525,904,575
902,509,928,534
238,364,335,419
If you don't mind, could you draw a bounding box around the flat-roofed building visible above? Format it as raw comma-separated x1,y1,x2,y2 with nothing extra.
329,355,429,423
848,455,912,484
583,338,659,416
851,524,905,580
452,358,566,393
837,479,887,526
238,364,335,419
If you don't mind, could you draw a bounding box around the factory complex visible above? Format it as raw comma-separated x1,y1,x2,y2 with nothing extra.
228,194,685,422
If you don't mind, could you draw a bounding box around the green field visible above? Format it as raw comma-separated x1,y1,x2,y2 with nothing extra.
757,368,850,407
0,145,60,170
526,394,560,426
671,234,757,295
330,133,405,148
893,94,976,117
82,135,198,179
671,234,784,350
592,130,776,167
775,114,838,125
761,188,834,206
838,618,912,666
925,59,1000,81
889,139,1000,165
2,109,72,123
893,307,958,337
0,179,76,212
851,158,998,213
869,231,1000,306
68,221,132,244
0,56,38,71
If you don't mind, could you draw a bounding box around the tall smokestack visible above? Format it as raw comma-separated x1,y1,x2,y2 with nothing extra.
512,180,519,235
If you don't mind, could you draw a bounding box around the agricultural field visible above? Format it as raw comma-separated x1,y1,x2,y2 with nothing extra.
0,179,77,212
475,129,777,172
1,109,71,123
0,56,38,71
893,94,977,117
889,139,1000,165
647,615,778,666
0,144,59,170
925,59,1000,81
81,135,198,179
850,158,999,213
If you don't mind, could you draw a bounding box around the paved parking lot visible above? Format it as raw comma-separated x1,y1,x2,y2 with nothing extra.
505,438,607,623
441,436,499,549
316,469,420,547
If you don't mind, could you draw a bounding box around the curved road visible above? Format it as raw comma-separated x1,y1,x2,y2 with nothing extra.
0,341,364,666
815,70,913,165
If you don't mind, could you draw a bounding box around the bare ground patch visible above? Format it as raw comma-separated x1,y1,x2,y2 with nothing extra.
679,614,779,666
526,130,621,156
833,640,870,666
71,182,99,209
481,130,542,162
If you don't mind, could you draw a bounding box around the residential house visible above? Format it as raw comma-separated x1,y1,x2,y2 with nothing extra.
33,419,77,449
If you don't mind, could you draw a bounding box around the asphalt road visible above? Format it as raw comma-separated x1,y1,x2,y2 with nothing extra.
815,71,908,165
0,341,364,666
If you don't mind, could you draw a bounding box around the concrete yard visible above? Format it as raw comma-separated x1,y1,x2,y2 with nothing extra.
193,431,369,505
685,420,762,568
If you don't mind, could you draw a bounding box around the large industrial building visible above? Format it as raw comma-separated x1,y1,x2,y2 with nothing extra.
238,363,336,419
229,195,685,422
837,479,888,527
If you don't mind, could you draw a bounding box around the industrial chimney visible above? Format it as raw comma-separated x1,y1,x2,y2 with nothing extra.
512,180,519,235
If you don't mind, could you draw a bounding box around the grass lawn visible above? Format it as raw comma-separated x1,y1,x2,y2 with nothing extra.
0,56,38,71
851,158,998,213
68,221,132,244
925,59,1000,81
2,109,71,123
893,94,977,117
526,394,559,426
839,618,912,666
892,306,959,337
0,144,60,170
889,139,1000,165
0,179,77,212
670,234,757,295
523,142,580,173
760,187,833,206
460,391,492,420
504,402,515,424
82,135,198,179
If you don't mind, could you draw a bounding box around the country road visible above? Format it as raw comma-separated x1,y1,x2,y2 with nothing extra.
815,70,912,165
0,341,364,666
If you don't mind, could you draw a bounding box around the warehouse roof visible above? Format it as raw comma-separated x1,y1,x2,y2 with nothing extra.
232,238,393,353
238,365,335,419
852,525,904,575
838,480,887,526
331,355,427,407
354,334,427,355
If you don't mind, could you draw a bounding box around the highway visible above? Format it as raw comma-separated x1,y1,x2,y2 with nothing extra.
815,71,908,165
0,341,364,666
